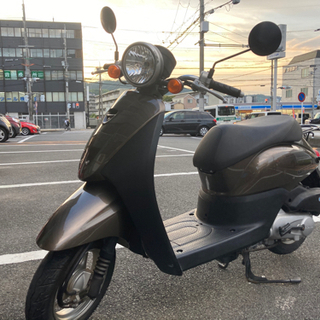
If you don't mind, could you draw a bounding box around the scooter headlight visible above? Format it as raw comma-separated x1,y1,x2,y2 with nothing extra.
121,42,163,87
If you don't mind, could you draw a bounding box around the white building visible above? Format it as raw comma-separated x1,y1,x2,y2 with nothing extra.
281,50,320,107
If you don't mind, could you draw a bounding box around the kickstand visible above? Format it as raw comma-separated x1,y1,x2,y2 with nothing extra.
241,250,301,284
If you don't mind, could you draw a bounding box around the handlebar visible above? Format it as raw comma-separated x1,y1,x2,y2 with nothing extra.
209,79,243,98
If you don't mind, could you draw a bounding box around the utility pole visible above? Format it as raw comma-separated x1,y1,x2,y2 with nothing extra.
63,25,70,120
199,0,205,111
310,64,317,118
22,0,33,122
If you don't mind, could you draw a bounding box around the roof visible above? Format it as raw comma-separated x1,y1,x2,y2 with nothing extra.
288,50,320,65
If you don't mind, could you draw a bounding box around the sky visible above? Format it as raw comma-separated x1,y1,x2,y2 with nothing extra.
1,0,319,96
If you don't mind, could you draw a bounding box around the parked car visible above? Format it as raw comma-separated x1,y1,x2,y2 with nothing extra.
20,120,41,136
0,114,12,142
245,111,282,119
306,112,320,125
5,115,21,138
160,110,216,137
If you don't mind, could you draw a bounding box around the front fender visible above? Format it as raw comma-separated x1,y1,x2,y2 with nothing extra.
37,182,135,251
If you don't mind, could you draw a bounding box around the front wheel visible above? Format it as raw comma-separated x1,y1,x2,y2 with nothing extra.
26,239,116,320
159,126,164,136
21,127,30,136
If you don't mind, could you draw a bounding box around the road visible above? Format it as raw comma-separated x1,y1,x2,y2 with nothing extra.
1,131,320,320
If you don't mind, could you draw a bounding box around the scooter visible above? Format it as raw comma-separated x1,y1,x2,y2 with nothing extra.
26,7,320,320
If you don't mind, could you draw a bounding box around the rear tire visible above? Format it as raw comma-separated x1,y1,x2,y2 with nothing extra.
25,240,116,320
199,126,209,137
268,237,305,255
159,126,164,136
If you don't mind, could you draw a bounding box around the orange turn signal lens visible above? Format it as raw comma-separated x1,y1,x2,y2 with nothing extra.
108,65,122,79
167,79,183,94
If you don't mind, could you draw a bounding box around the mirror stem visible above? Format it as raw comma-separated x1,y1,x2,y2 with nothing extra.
111,34,119,62
208,48,250,78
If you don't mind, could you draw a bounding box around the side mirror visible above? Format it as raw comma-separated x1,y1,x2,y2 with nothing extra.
248,21,282,56
100,7,117,34
100,7,119,62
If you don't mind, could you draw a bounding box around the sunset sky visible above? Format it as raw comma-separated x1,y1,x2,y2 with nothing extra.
1,0,319,96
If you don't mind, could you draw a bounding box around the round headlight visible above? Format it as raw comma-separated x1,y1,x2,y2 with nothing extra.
121,42,163,87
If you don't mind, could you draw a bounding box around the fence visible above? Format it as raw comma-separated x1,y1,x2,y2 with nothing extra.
30,113,75,129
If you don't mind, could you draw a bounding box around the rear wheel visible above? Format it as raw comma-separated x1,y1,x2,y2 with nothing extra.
21,127,30,136
268,237,305,255
199,126,209,137
26,239,116,320
0,127,8,142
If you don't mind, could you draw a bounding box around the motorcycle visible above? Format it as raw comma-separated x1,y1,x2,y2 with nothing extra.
26,6,320,320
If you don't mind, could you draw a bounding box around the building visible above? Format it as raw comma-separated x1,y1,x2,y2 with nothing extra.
0,19,85,129
170,91,220,109
281,50,320,113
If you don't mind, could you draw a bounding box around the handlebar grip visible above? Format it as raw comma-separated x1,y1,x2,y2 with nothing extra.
209,79,243,98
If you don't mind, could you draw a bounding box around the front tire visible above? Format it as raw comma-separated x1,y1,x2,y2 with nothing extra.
159,126,164,136
26,240,116,320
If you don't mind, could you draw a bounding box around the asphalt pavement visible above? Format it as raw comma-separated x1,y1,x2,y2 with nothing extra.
1,131,320,320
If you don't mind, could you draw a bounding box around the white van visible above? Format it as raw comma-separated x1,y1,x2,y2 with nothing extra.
193,104,236,124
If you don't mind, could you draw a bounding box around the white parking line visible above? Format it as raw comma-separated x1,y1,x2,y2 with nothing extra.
0,149,84,154
0,159,80,166
0,171,199,189
158,145,195,154
18,136,36,143
0,244,124,266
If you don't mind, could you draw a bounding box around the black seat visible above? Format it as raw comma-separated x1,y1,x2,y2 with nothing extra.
193,115,302,173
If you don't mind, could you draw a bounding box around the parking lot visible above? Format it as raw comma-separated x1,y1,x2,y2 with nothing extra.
1,130,320,320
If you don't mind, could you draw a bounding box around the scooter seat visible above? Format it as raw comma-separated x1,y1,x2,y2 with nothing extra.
193,115,302,173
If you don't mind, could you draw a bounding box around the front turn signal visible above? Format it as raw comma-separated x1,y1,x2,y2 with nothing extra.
108,65,122,79
167,79,183,94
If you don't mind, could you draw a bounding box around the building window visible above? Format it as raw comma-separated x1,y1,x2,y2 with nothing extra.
78,92,83,101
50,49,63,58
3,48,16,57
42,29,49,38
70,92,77,102
301,68,309,78
77,71,83,80
69,71,77,80
52,92,59,101
187,98,193,104
49,29,62,38
28,28,42,37
58,92,65,101
301,87,308,96
16,48,23,57
6,92,12,102
30,49,43,58
1,27,14,36
67,49,76,58
286,89,292,98
0,92,4,102
66,30,75,38
12,92,19,102
46,92,52,102
44,49,50,58
14,28,21,37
